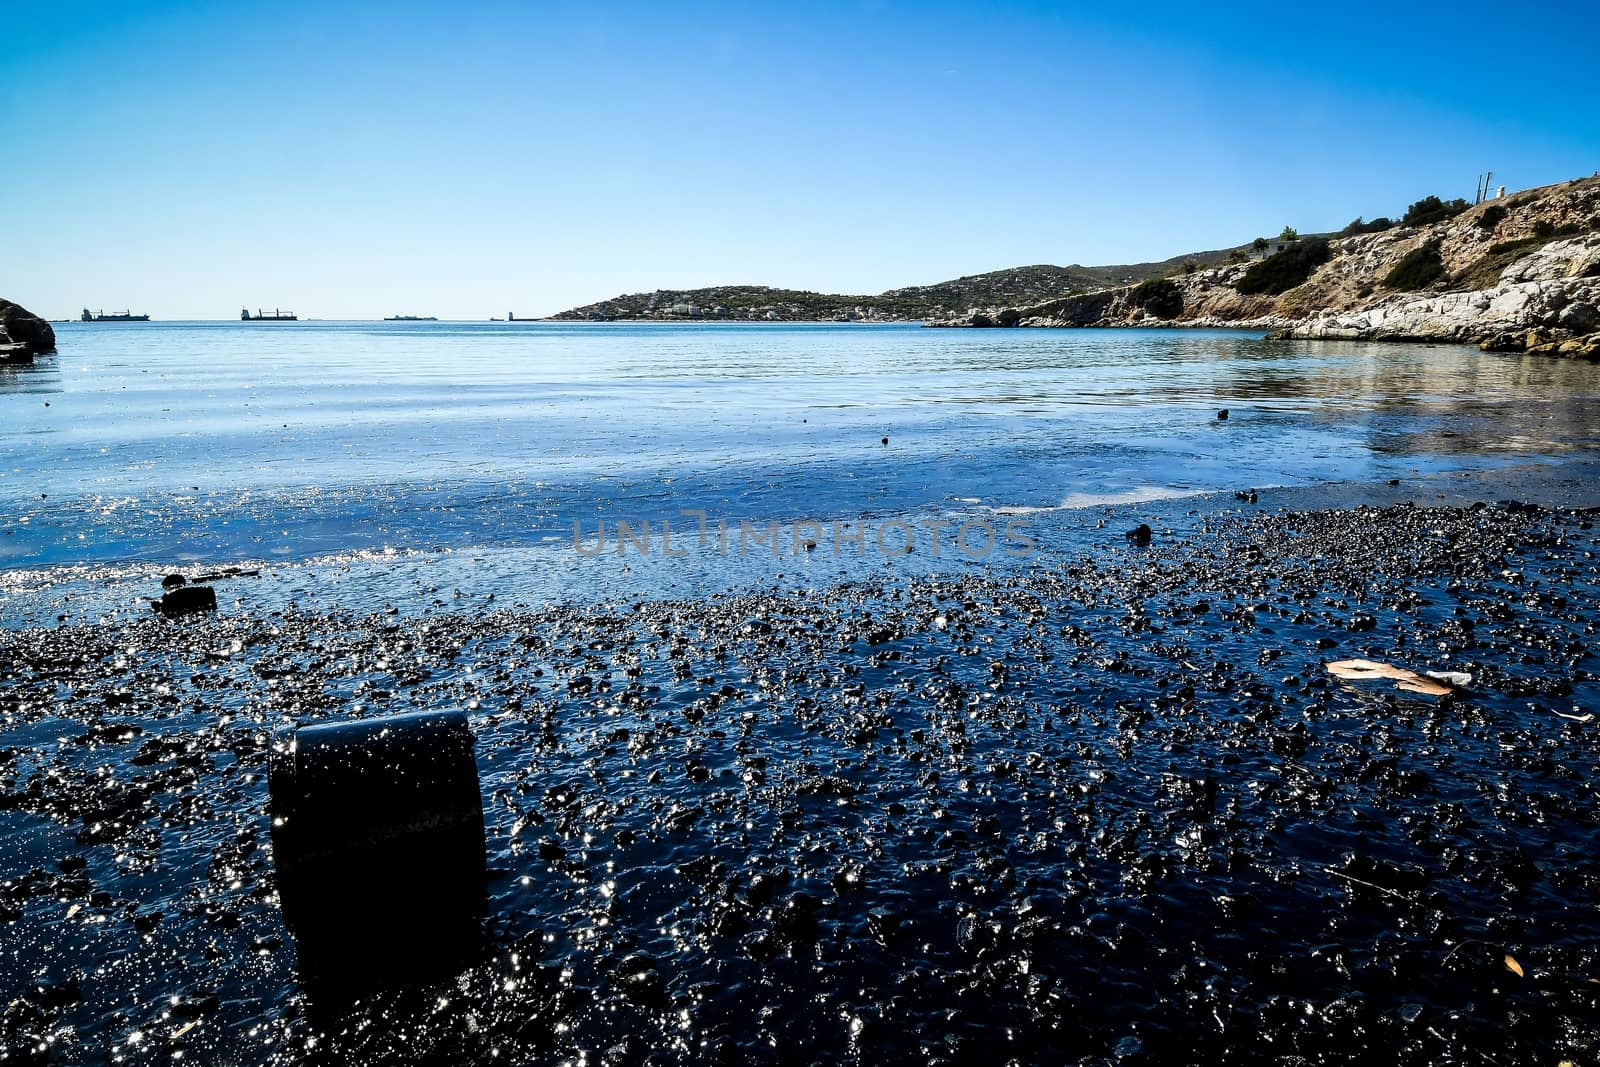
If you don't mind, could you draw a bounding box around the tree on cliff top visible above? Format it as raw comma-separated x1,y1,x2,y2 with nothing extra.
1341,216,1395,236
1402,195,1470,227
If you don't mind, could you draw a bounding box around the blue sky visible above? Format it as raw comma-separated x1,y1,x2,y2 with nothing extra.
4,0,1597,319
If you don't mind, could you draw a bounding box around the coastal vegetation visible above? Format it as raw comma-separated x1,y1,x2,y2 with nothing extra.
1530,218,1588,240
1401,195,1471,227
1491,234,1560,257
1382,241,1447,290
1126,277,1184,318
1340,216,1395,236
1233,237,1332,295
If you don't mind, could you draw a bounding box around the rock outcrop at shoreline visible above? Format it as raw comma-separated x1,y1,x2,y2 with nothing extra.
0,298,57,354
1290,234,1600,359
931,176,1600,360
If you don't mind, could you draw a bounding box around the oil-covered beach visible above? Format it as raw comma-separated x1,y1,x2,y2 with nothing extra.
3,323,1599,1063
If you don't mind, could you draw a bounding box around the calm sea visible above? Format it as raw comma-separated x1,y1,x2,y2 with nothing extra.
2,321,1597,618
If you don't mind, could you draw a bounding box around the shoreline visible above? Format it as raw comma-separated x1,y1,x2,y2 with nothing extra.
6,456,1600,630
3,485,1599,1062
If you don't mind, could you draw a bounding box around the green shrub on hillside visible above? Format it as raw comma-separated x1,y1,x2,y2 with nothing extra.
1456,235,1549,290
1530,219,1586,240
1402,195,1470,227
1456,215,1600,291
1487,235,1551,257
1234,238,1332,295
1340,216,1395,236
1127,278,1184,318
1383,241,1447,290
1476,204,1507,231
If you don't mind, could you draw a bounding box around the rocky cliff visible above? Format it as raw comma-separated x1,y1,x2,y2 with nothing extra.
1291,233,1600,358
0,299,57,354
931,176,1600,360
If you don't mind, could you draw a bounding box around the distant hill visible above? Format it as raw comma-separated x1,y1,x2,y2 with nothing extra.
547,247,1257,322
550,285,927,323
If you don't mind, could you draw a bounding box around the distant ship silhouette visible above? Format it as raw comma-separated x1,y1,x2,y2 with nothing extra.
82,309,149,322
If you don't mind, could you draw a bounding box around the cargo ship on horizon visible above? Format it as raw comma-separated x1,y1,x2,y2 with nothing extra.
242,308,297,321
82,309,150,322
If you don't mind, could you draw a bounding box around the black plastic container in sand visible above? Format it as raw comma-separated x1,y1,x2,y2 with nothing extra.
268,710,487,989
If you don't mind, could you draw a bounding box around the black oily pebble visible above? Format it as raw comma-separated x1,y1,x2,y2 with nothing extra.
866,906,903,943
151,585,217,617
773,893,821,945
613,954,666,1009
170,993,220,1018
30,978,81,1009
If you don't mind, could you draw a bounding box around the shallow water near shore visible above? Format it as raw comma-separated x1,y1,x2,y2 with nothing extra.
3,323,1600,1064
3,321,1599,617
